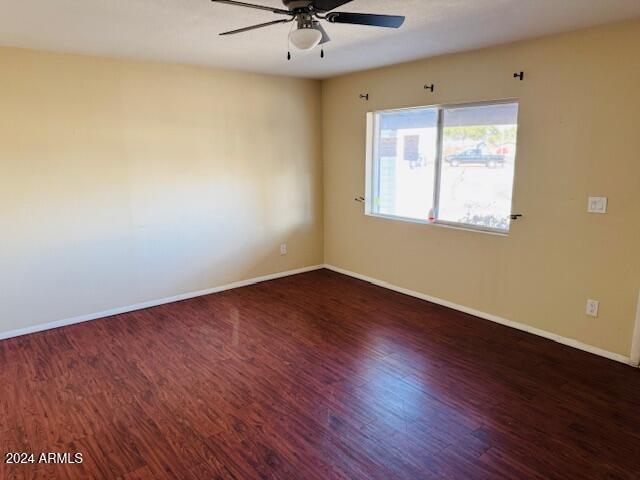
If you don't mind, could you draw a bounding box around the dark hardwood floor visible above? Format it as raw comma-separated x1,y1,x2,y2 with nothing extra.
1,269,639,479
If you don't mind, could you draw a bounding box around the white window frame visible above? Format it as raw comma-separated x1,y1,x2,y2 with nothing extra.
365,99,519,235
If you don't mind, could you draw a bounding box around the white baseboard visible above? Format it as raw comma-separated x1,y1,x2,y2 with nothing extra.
4,263,637,368
324,264,635,367
630,291,640,367
0,264,324,342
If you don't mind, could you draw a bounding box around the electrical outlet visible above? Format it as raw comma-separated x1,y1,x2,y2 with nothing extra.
280,243,287,256
586,299,599,317
587,196,607,214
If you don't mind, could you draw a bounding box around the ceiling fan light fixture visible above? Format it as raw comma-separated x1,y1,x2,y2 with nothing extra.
289,26,323,50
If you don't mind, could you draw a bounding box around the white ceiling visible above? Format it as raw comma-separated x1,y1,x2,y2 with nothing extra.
1,0,639,79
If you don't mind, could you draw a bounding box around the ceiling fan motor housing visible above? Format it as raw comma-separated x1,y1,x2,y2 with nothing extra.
282,0,315,11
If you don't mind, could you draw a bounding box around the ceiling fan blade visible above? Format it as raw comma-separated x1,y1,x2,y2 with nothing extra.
311,0,353,12
326,12,405,28
211,0,292,15
314,22,331,44
219,18,293,36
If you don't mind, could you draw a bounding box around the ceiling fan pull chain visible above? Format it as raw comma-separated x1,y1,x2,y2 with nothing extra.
286,19,294,61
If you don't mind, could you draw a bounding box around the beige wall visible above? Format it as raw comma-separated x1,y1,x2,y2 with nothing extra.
322,20,640,358
0,47,323,335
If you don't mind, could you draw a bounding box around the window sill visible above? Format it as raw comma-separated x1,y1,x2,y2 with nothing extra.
365,212,509,236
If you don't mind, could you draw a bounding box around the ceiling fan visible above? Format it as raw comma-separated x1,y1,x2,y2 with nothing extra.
211,0,405,56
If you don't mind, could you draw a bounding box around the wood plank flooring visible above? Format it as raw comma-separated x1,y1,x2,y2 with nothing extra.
1,269,639,479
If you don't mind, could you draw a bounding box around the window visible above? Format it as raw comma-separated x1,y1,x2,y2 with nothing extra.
366,101,519,233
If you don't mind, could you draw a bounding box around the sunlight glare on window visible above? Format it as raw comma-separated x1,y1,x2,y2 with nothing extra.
372,107,439,222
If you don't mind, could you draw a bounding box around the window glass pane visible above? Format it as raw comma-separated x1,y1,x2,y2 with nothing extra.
372,108,438,221
438,103,519,231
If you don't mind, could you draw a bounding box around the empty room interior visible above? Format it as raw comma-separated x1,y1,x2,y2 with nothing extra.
2,0,640,478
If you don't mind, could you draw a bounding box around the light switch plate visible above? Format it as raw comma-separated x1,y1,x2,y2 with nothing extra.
587,196,607,214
